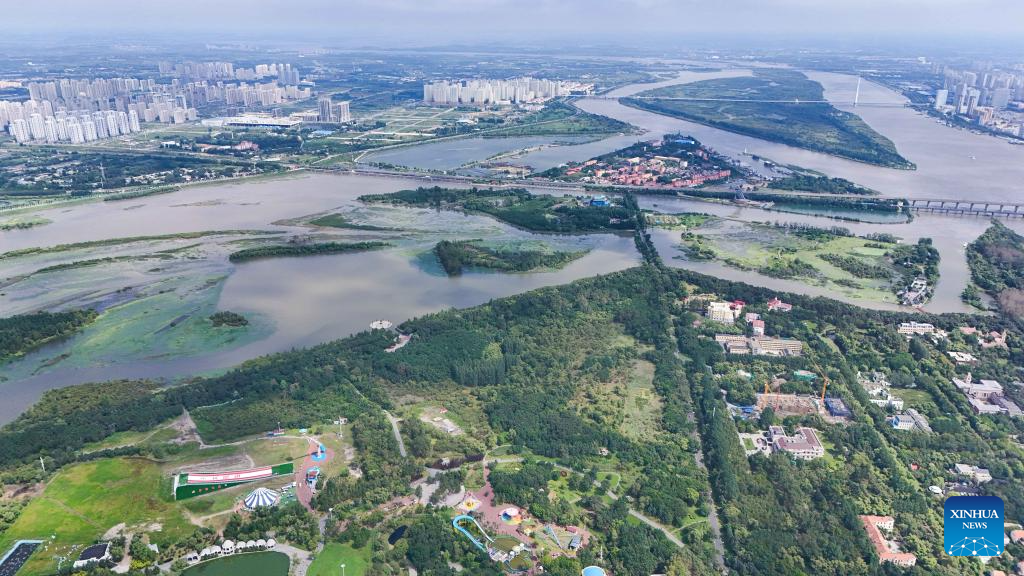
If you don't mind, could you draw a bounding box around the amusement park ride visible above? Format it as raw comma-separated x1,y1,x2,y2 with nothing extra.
452,515,528,567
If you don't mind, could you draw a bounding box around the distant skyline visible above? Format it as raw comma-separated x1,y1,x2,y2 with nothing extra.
6,0,1024,49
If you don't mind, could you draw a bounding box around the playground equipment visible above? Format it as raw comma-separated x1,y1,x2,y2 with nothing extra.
453,515,494,554
500,507,523,525
452,515,529,567
544,525,565,549
311,442,327,462
305,466,321,488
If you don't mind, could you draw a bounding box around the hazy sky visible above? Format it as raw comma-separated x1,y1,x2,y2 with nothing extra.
7,0,1024,47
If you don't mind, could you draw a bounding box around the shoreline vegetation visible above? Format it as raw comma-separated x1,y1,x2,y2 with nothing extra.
432,239,586,276
0,216,51,231
360,186,636,234
621,69,914,169
1,230,285,260
228,240,391,263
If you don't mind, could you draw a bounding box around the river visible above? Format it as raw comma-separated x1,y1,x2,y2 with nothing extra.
576,69,1024,202
0,173,638,423
3,68,1024,423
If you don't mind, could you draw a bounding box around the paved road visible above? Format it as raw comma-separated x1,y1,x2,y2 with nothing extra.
385,411,408,458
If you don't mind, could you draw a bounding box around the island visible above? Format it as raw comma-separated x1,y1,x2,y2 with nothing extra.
360,186,636,233
621,69,914,169
433,239,586,276
228,241,390,263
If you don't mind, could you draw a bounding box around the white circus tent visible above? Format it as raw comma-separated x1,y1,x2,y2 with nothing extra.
243,487,280,510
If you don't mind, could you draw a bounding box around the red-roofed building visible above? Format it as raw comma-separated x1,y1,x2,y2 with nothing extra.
751,319,765,336
1011,529,1024,544
767,297,793,312
860,515,917,567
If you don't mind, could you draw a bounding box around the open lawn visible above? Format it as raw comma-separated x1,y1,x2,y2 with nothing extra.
894,389,938,413
621,360,663,440
0,458,193,576
307,542,371,576
181,551,290,576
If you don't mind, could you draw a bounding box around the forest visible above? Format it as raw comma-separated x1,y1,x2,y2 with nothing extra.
967,221,1024,319
360,186,636,233
0,309,97,361
432,239,584,276
769,174,875,195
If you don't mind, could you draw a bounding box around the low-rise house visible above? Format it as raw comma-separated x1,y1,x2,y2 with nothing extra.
751,319,765,336
771,426,825,460
954,373,1022,416
954,374,1004,399
889,409,932,433
948,351,978,364
715,334,750,355
766,297,792,312
740,425,825,460
860,515,917,567
707,300,743,323
715,335,803,356
869,393,905,411
898,322,940,337
750,336,803,356
953,463,993,484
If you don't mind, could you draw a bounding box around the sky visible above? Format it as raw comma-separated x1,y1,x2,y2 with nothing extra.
6,0,1024,48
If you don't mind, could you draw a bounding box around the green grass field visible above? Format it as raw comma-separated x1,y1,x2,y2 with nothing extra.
181,551,290,576
621,360,663,440
307,542,371,576
0,458,193,576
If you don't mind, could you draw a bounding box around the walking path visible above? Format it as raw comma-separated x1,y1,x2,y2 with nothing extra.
385,411,408,458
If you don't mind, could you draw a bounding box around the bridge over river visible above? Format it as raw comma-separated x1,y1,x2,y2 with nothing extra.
908,199,1024,218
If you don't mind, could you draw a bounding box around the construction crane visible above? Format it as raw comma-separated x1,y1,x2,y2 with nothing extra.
807,357,831,402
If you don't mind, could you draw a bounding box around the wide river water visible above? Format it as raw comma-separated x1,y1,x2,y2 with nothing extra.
3,67,1024,423
0,173,638,423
